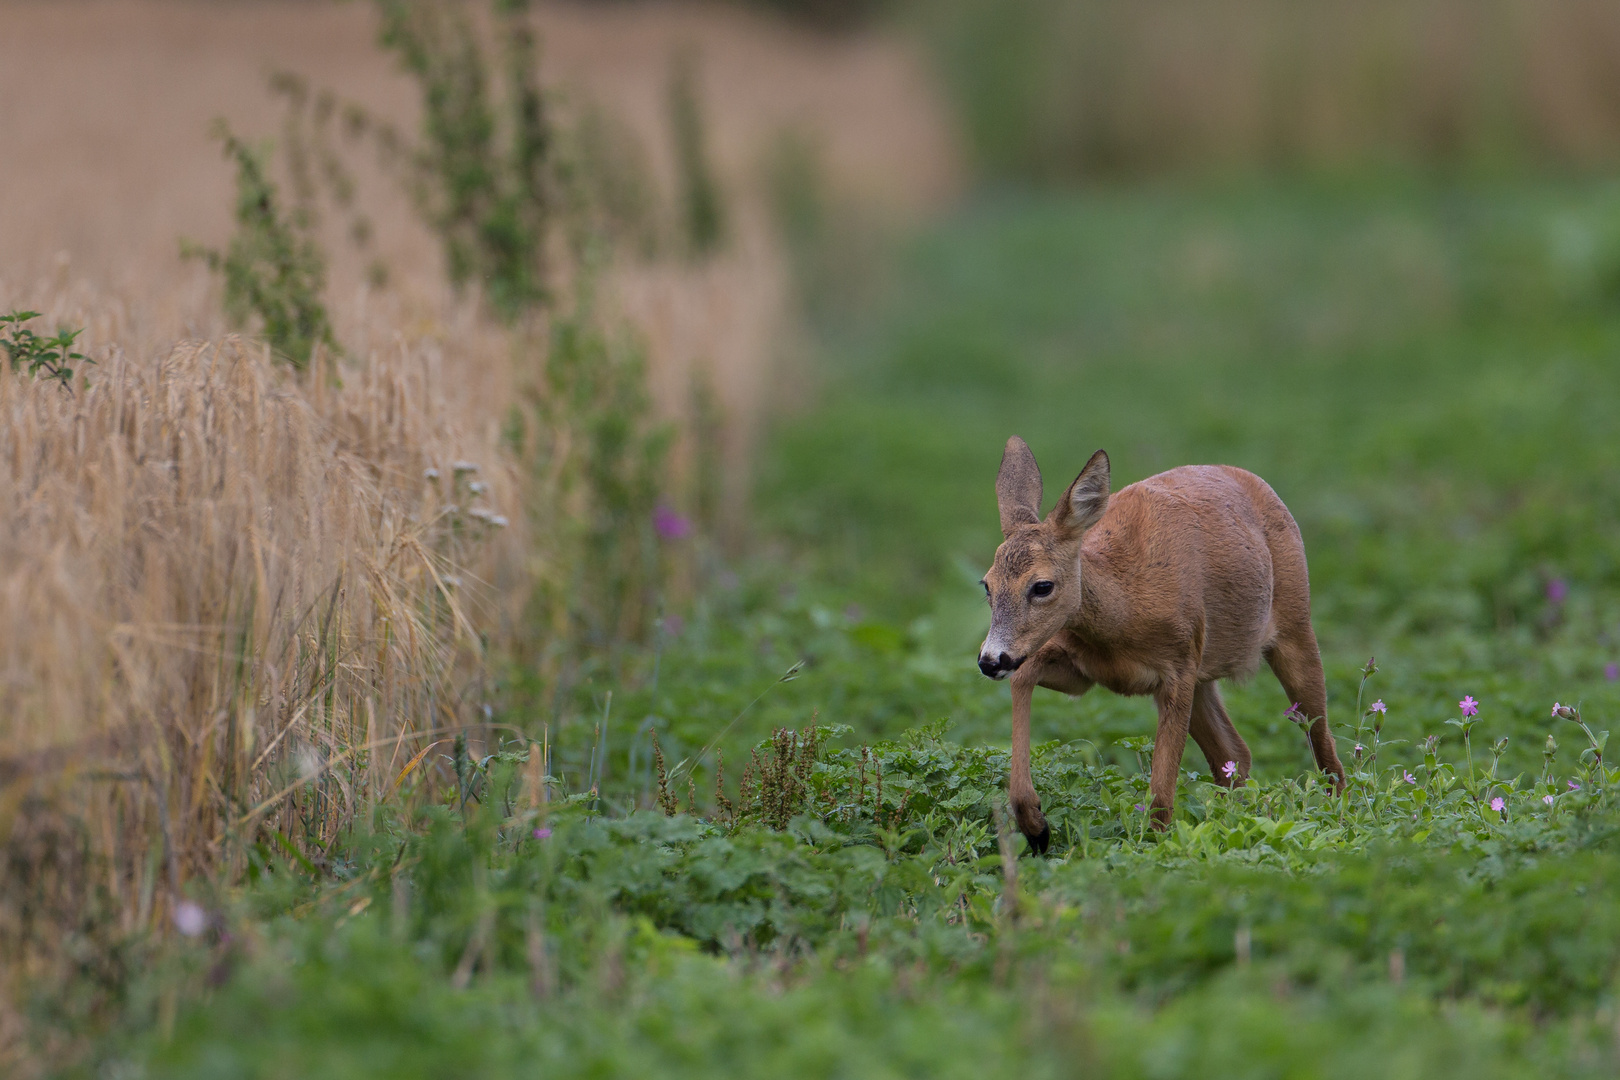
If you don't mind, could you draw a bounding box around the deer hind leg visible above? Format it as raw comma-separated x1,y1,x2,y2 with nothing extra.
1189,681,1251,787
1264,626,1346,787
1148,674,1197,830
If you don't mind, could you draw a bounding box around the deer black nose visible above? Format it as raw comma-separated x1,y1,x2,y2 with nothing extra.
979,652,1021,678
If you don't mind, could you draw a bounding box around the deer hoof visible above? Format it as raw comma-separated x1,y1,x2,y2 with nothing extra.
1024,822,1051,856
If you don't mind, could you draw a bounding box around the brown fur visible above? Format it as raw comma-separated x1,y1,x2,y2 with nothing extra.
979,437,1345,851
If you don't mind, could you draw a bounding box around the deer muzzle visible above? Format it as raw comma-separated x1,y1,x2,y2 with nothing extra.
977,650,1024,680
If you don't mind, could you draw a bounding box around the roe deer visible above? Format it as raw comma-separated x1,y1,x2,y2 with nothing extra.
978,437,1345,853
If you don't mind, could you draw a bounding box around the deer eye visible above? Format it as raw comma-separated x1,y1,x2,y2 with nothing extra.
1029,580,1055,599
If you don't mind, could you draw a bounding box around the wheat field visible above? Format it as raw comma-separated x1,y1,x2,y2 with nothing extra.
0,1,955,1057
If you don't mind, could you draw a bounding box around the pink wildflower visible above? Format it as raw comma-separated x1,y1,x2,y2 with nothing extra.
1403,770,1417,785
653,504,691,540
1490,796,1505,814
1547,578,1569,604
1606,663,1619,682
1569,779,1582,791
533,827,552,840
1543,794,1555,806
1369,700,1387,715
1459,696,1479,718
1221,760,1238,780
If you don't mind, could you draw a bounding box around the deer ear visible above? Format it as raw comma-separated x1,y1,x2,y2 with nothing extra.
996,436,1043,537
1052,449,1110,537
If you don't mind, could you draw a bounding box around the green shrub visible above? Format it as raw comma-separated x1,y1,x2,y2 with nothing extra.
0,311,89,389
668,50,726,260
184,123,336,369
372,0,560,320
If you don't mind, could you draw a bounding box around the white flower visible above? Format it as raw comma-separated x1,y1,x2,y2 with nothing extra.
173,900,207,937
467,507,510,529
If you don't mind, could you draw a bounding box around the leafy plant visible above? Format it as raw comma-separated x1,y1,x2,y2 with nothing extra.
0,311,90,389
668,49,725,259
374,0,560,320
184,122,336,370
526,305,673,649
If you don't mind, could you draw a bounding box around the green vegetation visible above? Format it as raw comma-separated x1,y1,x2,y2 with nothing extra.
1,311,89,388
919,0,1620,181
183,123,336,369
374,0,561,320
668,50,726,260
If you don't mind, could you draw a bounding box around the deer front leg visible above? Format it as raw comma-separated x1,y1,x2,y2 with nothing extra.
1008,664,1050,854
1148,674,1196,831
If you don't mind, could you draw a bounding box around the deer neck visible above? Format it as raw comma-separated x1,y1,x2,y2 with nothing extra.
1069,546,1129,641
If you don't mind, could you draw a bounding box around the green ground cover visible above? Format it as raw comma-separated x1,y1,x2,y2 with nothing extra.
91,177,1620,1076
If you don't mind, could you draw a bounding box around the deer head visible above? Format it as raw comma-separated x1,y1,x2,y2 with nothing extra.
978,438,1110,680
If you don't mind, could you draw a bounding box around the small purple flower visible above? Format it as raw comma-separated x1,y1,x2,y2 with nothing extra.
1221,760,1238,780
1607,663,1619,682
173,900,207,938
1459,696,1479,718
1490,796,1506,814
653,504,691,541
1133,804,1146,813
1369,700,1387,715
532,827,552,841
1547,578,1569,604
1543,794,1555,806
1569,779,1582,791
1403,770,1417,785
1354,743,1366,754
1284,702,1308,725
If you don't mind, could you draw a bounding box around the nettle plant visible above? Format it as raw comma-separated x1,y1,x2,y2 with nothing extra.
183,123,337,370
1,311,91,389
